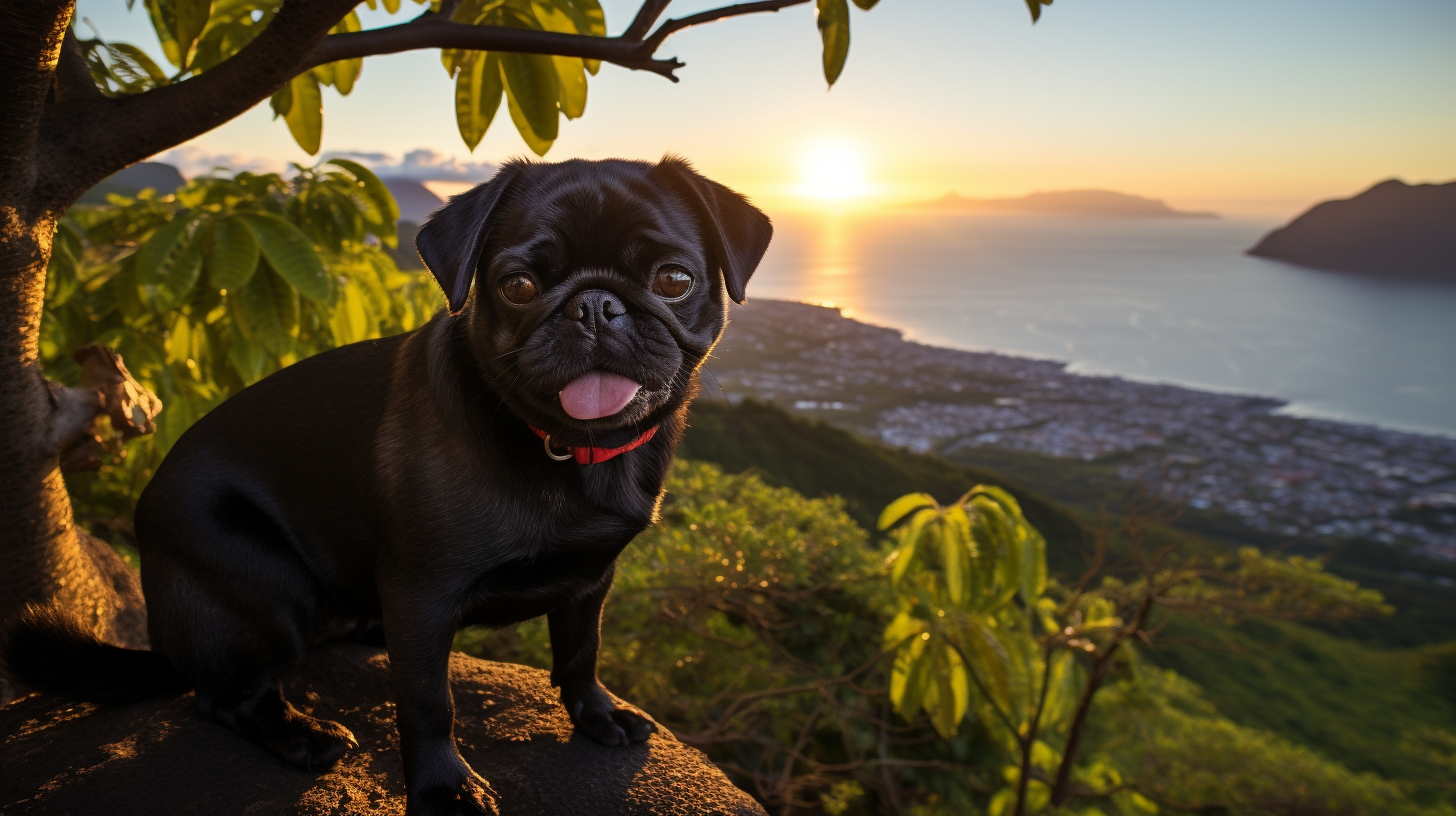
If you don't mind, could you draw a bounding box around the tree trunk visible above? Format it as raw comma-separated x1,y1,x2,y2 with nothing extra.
0,2,147,702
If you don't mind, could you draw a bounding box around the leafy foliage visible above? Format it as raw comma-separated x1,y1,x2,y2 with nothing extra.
43,163,440,525
880,491,1398,815
80,0,1054,155
1086,665,1449,816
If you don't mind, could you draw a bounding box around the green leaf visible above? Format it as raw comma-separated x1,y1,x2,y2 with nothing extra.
192,0,277,74
325,158,402,239
332,59,362,96
46,240,81,308
324,11,363,94
106,43,171,89
850,0,878,8
890,509,931,585
227,336,273,385
543,0,606,38
276,72,324,155
973,497,1021,610
208,215,260,293
1041,650,1080,724
329,283,371,346
1019,526,1047,604
816,0,850,86
454,52,504,151
145,0,212,68
892,637,932,720
236,212,329,303
963,619,1014,717
1024,0,1051,24
135,213,203,313
946,644,971,725
878,493,936,530
942,509,967,605
502,51,560,153
929,644,969,738
230,266,299,356
165,313,193,364
883,610,925,649
553,55,588,120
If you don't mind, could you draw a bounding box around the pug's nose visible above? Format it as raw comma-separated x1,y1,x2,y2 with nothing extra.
564,289,627,330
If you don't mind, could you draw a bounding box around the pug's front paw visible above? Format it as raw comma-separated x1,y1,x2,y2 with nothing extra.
406,775,499,816
563,684,658,746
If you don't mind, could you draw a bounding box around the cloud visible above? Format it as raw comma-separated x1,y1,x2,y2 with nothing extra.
322,148,499,183
149,147,498,185
155,146,286,179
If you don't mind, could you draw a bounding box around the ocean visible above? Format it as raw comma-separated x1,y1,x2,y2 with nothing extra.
749,211,1456,437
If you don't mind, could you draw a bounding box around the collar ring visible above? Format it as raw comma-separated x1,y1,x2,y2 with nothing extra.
542,434,574,461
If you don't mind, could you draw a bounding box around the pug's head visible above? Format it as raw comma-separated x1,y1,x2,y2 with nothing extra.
415,158,772,444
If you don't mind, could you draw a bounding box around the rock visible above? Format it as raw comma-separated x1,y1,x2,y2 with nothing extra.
0,644,766,816
1248,179,1456,279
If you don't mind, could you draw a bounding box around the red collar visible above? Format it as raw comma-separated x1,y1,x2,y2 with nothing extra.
529,425,658,464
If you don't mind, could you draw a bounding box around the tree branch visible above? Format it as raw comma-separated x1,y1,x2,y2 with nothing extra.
1,0,71,204
36,0,359,209
644,0,811,51
45,344,161,471
310,16,684,80
623,0,674,40
33,0,811,210
54,27,102,102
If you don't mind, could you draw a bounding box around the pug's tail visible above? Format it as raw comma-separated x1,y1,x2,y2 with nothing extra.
2,603,191,704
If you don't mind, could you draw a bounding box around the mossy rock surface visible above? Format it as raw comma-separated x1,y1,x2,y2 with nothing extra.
1,643,765,816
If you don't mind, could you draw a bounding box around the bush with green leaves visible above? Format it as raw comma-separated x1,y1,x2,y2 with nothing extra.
878,490,1398,816
43,162,441,527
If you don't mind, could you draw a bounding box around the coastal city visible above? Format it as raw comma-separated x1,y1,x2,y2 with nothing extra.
708,300,1456,561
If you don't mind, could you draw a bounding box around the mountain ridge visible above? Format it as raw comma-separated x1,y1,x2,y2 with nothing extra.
908,189,1217,218
1248,179,1456,279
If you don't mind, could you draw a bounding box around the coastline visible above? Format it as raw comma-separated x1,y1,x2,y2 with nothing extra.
711,299,1456,560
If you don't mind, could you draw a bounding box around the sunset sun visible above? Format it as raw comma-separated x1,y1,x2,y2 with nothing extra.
799,143,868,200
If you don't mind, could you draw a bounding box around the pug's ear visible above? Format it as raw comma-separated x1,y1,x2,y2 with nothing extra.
415,162,525,314
653,158,773,305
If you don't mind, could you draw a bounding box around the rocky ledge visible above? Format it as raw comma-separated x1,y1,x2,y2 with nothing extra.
0,644,765,816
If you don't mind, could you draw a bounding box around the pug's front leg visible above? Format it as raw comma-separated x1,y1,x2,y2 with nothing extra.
383,600,498,816
548,569,657,746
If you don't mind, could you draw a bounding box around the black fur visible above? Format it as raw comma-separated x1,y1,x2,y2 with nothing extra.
2,158,771,816
3,603,189,703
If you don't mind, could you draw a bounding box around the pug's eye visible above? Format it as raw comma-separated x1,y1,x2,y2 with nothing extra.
499,274,538,305
652,266,693,301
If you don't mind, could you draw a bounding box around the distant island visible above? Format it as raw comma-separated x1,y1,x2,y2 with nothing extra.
908,189,1217,219
1248,179,1456,280
380,177,445,223
76,162,186,204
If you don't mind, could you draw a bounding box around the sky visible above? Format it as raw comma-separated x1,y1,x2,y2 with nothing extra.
78,0,1456,218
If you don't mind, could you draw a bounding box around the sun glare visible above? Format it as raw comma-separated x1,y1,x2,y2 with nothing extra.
799,143,868,200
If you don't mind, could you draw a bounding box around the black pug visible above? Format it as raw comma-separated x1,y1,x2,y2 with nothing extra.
5,157,772,814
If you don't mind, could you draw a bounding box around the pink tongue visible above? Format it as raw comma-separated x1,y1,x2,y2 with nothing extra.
559,371,642,420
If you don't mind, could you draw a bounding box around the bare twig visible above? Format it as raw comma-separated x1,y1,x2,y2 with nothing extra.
623,0,675,40
644,0,811,51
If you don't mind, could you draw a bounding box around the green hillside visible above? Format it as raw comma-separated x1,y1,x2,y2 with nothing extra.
680,399,1089,572
679,399,1456,804
1152,617,1456,797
